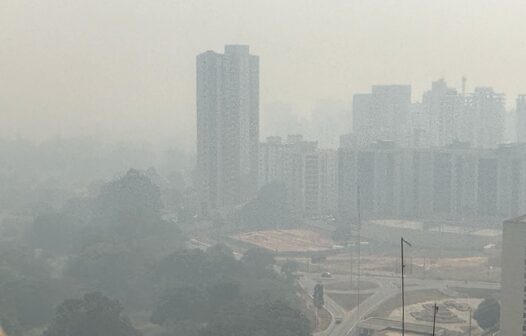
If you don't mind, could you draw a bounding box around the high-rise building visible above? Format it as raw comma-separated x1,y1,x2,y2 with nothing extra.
302,149,338,217
196,45,259,211
501,215,526,336
339,133,357,149
352,85,412,147
338,142,526,222
258,136,286,188
259,135,337,217
352,93,373,147
422,79,464,147
516,95,526,143
464,87,505,148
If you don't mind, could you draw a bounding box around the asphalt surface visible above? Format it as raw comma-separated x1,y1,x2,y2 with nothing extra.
298,273,499,336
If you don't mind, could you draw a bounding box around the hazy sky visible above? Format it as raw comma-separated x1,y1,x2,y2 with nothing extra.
1,0,526,150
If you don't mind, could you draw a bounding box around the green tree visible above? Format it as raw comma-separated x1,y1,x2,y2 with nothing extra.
151,282,242,328
200,301,311,336
151,286,208,326
240,182,291,229
27,212,79,254
65,242,151,301
473,298,500,330
241,248,274,270
313,284,324,309
42,292,141,336
281,260,299,278
157,247,243,290
207,282,241,307
92,169,163,239
0,245,72,329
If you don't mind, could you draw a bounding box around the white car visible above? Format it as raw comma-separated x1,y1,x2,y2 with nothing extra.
321,272,332,278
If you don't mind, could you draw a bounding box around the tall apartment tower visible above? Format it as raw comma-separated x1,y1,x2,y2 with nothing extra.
353,85,411,147
196,45,259,211
464,87,505,148
501,215,526,336
422,79,464,147
516,95,526,143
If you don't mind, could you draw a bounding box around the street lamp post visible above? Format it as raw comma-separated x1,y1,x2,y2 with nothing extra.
432,303,439,336
468,307,472,336
401,237,412,336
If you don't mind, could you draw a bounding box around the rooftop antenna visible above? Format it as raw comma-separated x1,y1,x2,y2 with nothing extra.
401,237,412,336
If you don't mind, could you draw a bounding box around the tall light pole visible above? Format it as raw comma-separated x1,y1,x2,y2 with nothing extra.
432,303,439,336
356,186,362,320
401,237,412,336
468,307,472,336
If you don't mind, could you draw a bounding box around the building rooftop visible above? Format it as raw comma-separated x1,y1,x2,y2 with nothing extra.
503,214,526,225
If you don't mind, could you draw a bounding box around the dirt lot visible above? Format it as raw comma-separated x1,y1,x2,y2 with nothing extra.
323,253,500,282
232,229,333,252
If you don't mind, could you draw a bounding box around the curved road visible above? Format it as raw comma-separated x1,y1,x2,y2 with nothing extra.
298,273,499,336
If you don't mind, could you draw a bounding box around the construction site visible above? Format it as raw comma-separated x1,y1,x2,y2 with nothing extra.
230,218,501,336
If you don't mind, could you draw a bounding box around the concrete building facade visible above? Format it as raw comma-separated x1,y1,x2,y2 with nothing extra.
501,215,526,336
259,135,337,218
338,142,526,222
352,85,412,148
196,45,259,212
464,87,505,149
422,79,464,147
516,95,526,143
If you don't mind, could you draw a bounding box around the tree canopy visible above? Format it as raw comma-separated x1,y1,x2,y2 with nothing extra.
473,298,500,330
92,169,163,238
42,292,141,336
240,182,292,229
200,301,311,336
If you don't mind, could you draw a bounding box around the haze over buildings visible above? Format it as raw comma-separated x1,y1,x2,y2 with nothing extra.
2,2,526,336
3,0,526,148
196,45,259,211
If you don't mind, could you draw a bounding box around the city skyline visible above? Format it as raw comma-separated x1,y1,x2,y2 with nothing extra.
3,0,526,148
0,2,522,336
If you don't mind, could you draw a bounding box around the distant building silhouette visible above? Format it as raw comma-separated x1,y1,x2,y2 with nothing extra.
422,79,464,147
196,45,259,212
516,94,526,143
353,85,412,147
464,87,505,148
259,135,337,217
338,142,526,222
353,82,505,150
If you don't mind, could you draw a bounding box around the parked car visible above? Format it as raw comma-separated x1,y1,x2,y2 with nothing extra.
321,272,332,278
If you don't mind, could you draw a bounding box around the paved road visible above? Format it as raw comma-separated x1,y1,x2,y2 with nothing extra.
298,273,499,336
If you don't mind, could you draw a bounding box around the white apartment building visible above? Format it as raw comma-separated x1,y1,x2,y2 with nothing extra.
258,135,337,217
501,215,526,335
196,45,259,212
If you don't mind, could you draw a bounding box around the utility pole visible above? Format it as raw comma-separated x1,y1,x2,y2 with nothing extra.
468,307,472,336
432,303,439,336
401,237,412,336
356,185,362,320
